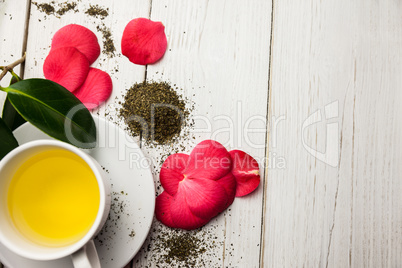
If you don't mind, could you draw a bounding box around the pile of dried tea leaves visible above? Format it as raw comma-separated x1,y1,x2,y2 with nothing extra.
119,81,189,144
140,226,222,267
157,232,206,266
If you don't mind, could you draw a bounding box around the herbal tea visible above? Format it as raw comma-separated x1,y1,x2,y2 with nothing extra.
7,149,100,247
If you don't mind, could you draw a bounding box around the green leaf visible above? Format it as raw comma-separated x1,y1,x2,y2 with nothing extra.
0,116,19,160
3,78,96,148
2,96,26,130
2,76,26,130
9,74,19,85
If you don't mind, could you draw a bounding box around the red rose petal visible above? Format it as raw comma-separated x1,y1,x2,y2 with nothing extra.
229,150,260,197
170,186,209,230
73,68,112,110
230,150,259,181
216,173,237,210
51,24,100,65
180,178,228,220
160,153,189,196
235,177,260,197
121,18,167,65
184,140,232,181
155,191,176,228
156,141,261,230
43,47,89,92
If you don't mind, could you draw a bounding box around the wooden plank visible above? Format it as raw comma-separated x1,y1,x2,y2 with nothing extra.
133,0,271,267
9,0,150,267
23,0,150,119
0,2,30,267
262,0,402,267
21,0,154,157
0,0,30,109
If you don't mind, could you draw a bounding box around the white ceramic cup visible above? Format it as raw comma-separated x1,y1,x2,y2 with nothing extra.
0,140,111,268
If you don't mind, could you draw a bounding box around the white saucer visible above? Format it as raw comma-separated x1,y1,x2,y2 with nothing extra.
0,116,155,268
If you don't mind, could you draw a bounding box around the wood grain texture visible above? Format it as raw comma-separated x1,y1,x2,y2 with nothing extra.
132,0,271,267
20,0,153,151
0,0,30,109
0,2,29,266
262,0,402,267
23,0,150,110
1,1,150,267
4,0,271,267
24,1,151,267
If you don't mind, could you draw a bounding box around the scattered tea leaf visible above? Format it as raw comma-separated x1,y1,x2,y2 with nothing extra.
96,24,116,58
32,1,78,17
85,4,109,20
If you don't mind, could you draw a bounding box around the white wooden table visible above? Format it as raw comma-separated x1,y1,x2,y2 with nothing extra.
1,0,401,267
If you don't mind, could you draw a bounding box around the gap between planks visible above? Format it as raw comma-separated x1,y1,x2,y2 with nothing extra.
259,0,276,267
19,0,32,80
128,3,153,268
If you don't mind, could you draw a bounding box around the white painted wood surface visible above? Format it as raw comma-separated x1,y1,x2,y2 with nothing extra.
133,0,271,267
0,0,30,106
20,1,149,267
263,0,402,267
0,0,271,267
1,0,402,267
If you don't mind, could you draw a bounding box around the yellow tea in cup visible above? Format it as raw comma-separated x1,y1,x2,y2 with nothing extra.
7,149,100,247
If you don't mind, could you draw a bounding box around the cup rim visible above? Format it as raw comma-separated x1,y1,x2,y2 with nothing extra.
0,139,107,261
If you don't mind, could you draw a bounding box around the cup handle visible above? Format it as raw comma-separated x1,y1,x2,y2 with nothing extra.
71,240,101,268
